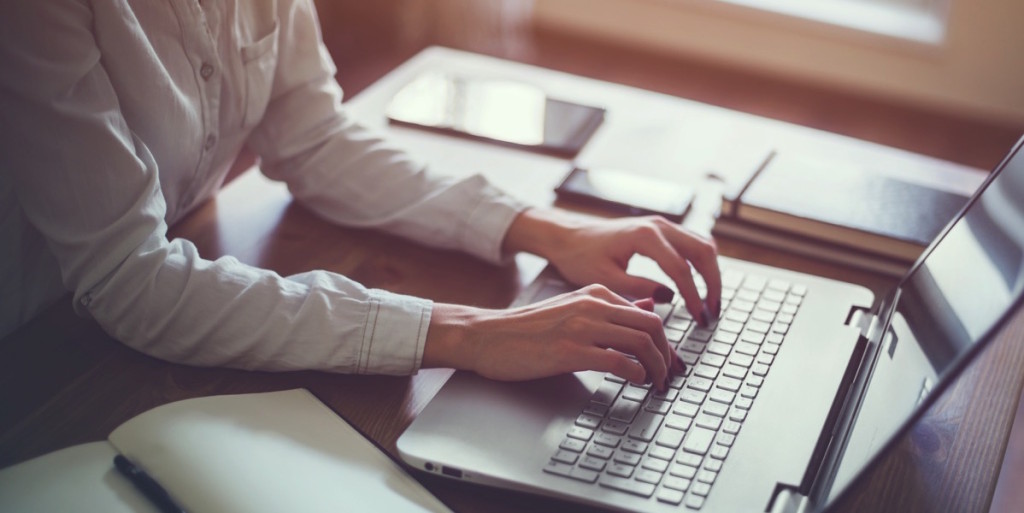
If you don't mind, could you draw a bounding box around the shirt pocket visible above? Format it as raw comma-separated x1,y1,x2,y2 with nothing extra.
239,22,279,128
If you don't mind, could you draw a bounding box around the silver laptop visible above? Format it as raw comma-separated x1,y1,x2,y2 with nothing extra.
398,136,1024,512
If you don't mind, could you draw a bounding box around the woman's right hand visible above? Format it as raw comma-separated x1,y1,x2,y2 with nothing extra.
422,284,683,391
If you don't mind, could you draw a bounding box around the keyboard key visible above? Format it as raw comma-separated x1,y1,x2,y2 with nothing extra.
784,294,802,306
736,289,760,303
678,350,700,366
718,319,745,334
569,466,600,483
757,300,782,313
636,468,663,484
697,470,718,484
721,364,747,380
716,377,742,392
646,399,672,415
609,399,642,423
724,309,749,323
657,488,685,505
757,353,775,365
622,439,649,454
606,463,635,478
595,431,622,446
580,455,607,471
576,413,602,429
762,289,786,303
729,354,754,367
666,317,692,331
686,493,706,508
709,388,736,405
771,322,790,334
669,462,698,479
675,399,700,415
606,374,626,384
656,427,686,449
748,376,765,387
731,299,755,313
567,426,594,441
588,445,614,459
652,387,679,402
777,313,795,324
648,445,676,461
741,330,766,345
543,460,573,476
734,342,759,356
729,408,748,422
704,458,723,472
679,389,707,405
710,444,730,460
781,303,798,315
723,421,742,435
716,433,736,447
669,375,687,389
615,451,642,466
693,365,720,380
706,342,731,357
766,333,784,345
762,344,779,355
592,380,623,405
583,402,609,417
743,275,768,291
703,402,729,417
691,481,712,497
739,386,759,399
682,426,716,455
559,438,586,452
681,340,707,354
687,377,714,392
598,475,655,497
603,421,629,435
695,413,722,431
689,328,715,342
622,384,649,402
751,363,770,377
747,320,771,334
664,327,686,343
663,475,691,491
735,397,753,410
751,309,775,323
700,353,726,368
767,279,790,292
676,452,702,467
666,414,693,431
629,412,664,442
792,284,808,296
552,450,578,464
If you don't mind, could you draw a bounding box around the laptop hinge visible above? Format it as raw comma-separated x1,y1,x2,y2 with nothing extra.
768,487,810,513
845,306,882,344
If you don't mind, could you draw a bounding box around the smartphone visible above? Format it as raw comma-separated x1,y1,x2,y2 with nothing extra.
386,72,605,157
555,167,695,222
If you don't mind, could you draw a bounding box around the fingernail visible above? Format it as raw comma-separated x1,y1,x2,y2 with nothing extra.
713,299,722,319
653,286,674,304
663,377,670,392
698,308,710,327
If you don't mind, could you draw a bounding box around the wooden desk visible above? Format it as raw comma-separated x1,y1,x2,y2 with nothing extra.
2,48,1022,513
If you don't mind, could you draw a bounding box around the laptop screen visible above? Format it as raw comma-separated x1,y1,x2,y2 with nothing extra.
829,139,1024,499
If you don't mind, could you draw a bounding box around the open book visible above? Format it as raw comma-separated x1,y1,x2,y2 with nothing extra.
0,389,451,513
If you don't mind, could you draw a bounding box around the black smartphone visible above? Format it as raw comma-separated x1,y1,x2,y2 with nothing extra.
555,166,695,222
386,72,605,157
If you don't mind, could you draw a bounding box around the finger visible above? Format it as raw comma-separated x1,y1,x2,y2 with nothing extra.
577,348,646,384
600,267,671,302
662,225,723,318
632,297,654,312
595,311,670,389
629,228,705,323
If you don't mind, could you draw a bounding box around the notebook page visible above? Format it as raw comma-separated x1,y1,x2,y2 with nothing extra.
108,389,450,513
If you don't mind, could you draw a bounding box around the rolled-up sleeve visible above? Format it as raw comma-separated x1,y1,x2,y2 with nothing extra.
0,0,461,375
246,0,528,266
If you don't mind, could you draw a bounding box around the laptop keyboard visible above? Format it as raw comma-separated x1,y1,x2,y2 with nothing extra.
542,269,806,509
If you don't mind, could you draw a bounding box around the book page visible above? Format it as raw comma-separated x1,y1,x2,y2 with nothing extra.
108,389,450,513
0,441,160,513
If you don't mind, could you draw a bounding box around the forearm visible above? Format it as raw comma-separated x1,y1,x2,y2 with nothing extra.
501,207,585,260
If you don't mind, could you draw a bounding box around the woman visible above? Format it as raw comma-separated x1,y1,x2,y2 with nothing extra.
0,0,720,392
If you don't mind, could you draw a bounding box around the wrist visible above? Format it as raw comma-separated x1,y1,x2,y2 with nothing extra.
422,303,484,371
501,207,583,260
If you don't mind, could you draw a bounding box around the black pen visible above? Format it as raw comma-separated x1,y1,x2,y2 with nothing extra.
113,454,188,513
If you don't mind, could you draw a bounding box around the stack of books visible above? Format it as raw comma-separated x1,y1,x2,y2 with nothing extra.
713,151,975,277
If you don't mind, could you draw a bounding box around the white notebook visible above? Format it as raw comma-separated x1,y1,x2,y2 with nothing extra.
0,389,450,513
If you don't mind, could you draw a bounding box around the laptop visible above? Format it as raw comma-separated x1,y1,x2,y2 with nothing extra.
398,136,1024,512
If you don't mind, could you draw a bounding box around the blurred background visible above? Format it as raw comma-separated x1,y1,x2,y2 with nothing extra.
310,1,1022,512
312,0,1023,172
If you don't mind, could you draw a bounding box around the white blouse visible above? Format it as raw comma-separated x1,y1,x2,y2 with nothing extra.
0,0,526,374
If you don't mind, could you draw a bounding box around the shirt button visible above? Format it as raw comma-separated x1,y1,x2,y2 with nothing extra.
204,134,216,151
200,63,214,80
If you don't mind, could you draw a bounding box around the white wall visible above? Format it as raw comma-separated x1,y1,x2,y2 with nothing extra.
534,0,1024,125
